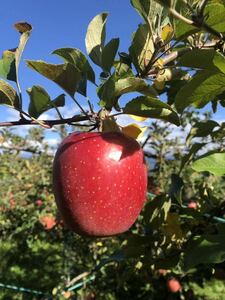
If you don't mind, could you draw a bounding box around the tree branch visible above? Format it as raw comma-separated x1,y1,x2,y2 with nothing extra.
0,114,92,128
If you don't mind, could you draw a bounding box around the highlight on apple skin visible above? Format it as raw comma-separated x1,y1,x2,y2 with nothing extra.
53,131,148,237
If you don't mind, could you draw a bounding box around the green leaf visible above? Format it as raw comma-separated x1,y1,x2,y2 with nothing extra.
186,120,219,145
192,152,225,176
180,143,206,171
0,22,32,84
0,50,16,81
26,60,82,97
114,53,133,79
178,49,225,74
85,12,108,67
184,235,225,271
52,48,95,83
131,0,163,28
175,71,225,113
175,20,198,39
0,79,19,108
130,0,151,24
205,2,225,33
123,96,180,125
97,75,115,110
27,85,65,118
129,24,154,73
115,77,157,97
102,38,119,72
169,174,183,204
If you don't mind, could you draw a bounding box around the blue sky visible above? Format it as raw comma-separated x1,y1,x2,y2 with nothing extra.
0,0,224,132
0,0,141,123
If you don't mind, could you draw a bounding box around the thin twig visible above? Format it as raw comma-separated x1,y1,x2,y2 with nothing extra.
71,95,91,119
66,271,91,288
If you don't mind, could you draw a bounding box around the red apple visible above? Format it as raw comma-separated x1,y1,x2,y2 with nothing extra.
53,132,148,236
35,199,43,206
167,278,181,293
39,215,56,230
188,201,197,210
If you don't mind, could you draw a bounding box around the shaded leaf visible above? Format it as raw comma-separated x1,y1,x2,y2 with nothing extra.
52,48,95,83
175,71,225,113
192,152,225,176
169,173,183,204
129,24,154,73
26,60,82,97
102,38,119,72
85,13,108,66
178,49,225,74
186,120,219,145
184,235,225,271
97,75,115,110
27,85,65,118
0,79,19,108
144,195,171,227
180,143,206,171
123,96,180,125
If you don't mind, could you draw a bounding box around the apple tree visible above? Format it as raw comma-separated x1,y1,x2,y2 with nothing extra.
1,0,225,299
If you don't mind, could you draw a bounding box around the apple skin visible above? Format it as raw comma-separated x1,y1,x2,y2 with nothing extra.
53,132,148,237
167,278,181,293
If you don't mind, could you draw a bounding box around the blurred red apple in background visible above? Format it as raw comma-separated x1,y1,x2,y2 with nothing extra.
167,278,181,293
39,215,56,230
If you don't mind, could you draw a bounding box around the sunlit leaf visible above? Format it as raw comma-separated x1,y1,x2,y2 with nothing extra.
85,13,108,66
161,24,173,42
192,152,225,176
0,79,19,108
123,96,180,125
26,60,82,97
0,50,16,81
129,24,154,73
52,48,95,84
115,77,157,97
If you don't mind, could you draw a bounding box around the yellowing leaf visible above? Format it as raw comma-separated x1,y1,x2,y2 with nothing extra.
163,212,184,243
154,79,165,90
129,114,147,122
154,58,164,68
161,24,173,42
122,123,147,139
